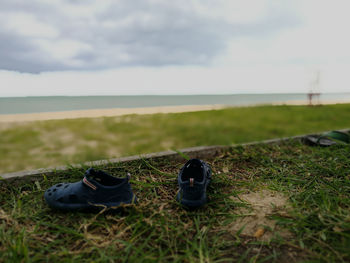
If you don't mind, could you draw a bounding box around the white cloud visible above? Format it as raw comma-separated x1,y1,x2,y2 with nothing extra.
0,0,299,72
213,0,350,68
34,39,92,66
3,12,59,38
192,0,269,24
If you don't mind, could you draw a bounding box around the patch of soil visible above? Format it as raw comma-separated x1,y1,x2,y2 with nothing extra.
228,190,293,241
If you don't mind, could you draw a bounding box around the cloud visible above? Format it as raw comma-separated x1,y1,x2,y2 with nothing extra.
0,0,300,73
214,0,350,67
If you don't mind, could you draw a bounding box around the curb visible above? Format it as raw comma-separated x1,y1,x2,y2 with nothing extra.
1,145,225,181
1,129,349,181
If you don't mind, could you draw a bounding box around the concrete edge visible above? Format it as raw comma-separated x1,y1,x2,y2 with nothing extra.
2,128,349,181
1,145,225,181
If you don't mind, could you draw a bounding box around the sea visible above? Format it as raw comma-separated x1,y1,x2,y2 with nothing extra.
1,93,350,115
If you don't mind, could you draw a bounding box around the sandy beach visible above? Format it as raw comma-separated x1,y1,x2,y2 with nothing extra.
1,100,350,123
0,104,227,123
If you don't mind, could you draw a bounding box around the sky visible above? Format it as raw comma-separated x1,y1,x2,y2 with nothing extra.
0,0,350,96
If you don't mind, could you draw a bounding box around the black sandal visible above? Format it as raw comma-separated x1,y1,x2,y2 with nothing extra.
301,130,350,147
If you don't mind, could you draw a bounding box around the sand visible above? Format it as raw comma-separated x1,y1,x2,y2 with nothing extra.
0,104,227,123
227,190,292,241
1,99,349,123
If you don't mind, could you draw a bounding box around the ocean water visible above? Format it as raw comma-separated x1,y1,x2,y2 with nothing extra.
1,93,350,114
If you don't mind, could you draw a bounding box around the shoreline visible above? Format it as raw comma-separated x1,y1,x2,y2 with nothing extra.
1,100,350,123
0,104,227,123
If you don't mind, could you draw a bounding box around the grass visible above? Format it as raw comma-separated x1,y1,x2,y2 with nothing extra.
0,139,349,262
1,104,350,174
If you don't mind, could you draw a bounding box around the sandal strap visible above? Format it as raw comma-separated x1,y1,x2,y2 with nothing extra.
83,177,97,190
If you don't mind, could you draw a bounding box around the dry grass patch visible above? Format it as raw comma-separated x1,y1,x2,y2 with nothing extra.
228,190,293,241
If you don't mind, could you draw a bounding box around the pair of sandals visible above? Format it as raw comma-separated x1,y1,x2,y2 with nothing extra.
302,130,350,147
44,159,212,211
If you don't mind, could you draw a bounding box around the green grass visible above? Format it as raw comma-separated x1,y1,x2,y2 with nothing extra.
1,104,350,174
0,140,349,262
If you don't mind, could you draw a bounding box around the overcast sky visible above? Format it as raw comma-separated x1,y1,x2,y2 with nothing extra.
1,0,350,96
